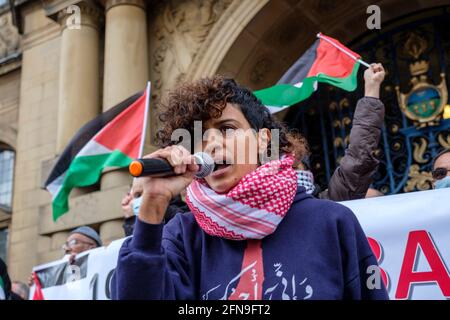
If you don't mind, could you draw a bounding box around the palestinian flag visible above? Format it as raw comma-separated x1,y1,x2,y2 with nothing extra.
45,83,150,221
32,272,44,300
0,258,10,300
0,276,5,300
254,33,362,113
31,254,89,300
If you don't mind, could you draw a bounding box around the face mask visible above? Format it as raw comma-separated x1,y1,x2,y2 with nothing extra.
132,196,142,216
435,176,450,189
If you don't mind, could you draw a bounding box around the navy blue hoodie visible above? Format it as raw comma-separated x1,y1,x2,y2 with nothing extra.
112,188,388,300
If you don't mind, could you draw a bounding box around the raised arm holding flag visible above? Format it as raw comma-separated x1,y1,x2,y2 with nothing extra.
254,33,386,201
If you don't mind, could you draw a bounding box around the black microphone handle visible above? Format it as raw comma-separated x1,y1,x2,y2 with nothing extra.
136,158,176,177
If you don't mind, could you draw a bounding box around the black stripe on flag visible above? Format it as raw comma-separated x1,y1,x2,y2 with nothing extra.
277,39,320,85
44,91,143,187
35,254,89,288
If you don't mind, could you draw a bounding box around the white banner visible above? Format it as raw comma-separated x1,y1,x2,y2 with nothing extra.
29,236,125,300
341,187,450,300
30,188,450,300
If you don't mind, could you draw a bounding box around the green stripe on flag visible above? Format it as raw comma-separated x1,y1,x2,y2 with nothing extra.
315,60,360,92
254,62,360,109
0,276,4,300
254,77,317,107
52,150,132,221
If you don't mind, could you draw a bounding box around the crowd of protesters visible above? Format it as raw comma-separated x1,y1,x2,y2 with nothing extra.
1,64,450,300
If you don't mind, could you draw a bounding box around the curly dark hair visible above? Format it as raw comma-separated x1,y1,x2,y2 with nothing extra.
156,75,308,164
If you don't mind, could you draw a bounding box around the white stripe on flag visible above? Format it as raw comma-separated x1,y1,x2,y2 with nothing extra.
46,173,66,199
77,139,112,157
265,81,317,114
46,140,113,199
267,105,289,114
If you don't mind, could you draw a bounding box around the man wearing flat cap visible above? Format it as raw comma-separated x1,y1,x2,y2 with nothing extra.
28,226,102,287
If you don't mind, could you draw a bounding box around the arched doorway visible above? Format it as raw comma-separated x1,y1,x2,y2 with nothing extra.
283,7,450,194
203,1,450,195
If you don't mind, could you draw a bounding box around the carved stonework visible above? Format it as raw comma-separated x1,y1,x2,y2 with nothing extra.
0,12,20,63
151,0,233,95
105,0,146,11
395,32,447,127
43,0,104,29
57,1,104,30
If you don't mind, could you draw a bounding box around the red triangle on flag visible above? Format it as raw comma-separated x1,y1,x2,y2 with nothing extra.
32,272,45,300
94,88,148,159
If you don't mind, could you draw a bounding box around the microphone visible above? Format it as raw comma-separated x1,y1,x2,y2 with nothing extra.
129,152,215,178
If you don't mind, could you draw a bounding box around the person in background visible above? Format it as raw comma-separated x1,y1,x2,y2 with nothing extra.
28,226,102,286
0,257,11,300
63,226,102,261
10,281,29,300
295,63,386,201
432,148,450,189
365,188,384,198
121,178,188,237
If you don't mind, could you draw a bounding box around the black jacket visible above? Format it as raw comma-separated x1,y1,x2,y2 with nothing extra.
0,258,11,300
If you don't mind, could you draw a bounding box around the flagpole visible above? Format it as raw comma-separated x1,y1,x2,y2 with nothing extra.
139,81,151,158
316,33,371,68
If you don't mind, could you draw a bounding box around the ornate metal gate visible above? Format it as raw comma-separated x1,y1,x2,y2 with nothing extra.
285,7,450,195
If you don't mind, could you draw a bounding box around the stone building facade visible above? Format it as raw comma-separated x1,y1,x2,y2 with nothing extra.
1,0,450,282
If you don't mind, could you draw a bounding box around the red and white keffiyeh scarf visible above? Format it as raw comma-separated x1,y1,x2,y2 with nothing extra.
186,155,298,240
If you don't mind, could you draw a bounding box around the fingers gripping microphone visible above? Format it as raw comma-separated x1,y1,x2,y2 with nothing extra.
129,152,215,178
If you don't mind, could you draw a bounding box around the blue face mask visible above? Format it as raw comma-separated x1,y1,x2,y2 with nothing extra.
435,176,450,189
132,196,142,216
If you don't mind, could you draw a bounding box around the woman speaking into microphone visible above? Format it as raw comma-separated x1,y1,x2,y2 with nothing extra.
112,76,388,300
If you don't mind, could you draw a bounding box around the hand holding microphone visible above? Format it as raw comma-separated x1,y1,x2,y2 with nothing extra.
130,146,214,224
129,151,214,178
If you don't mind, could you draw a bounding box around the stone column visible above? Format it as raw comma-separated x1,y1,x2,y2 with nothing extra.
51,231,70,253
100,0,148,240
100,220,124,246
103,0,149,110
101,0,148,191
56,1,103,153
40,231,70,262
